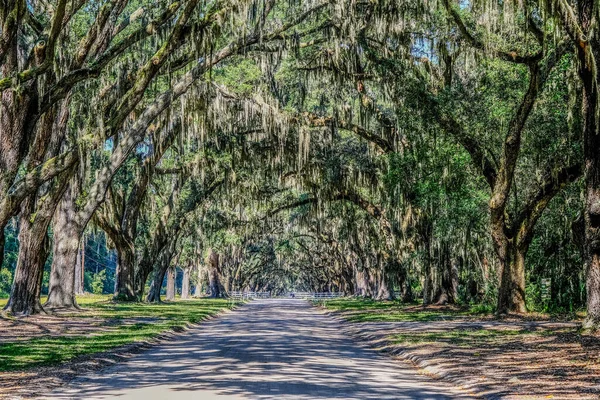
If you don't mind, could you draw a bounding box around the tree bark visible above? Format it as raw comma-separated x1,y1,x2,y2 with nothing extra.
165,266,176,301
113,238,136,300
134,258,152,300
0,229,5,272
181,266,191,299
495,228,528,314
194,259,204,296
432,243,458,305
207,250,222,298
45,183,83,310
580,36,600,330
146,267,167,303
74,239,85,295
146,238,179,302
4,198,48,315
375,260,395,300
4,95,72,314
421,219,434,305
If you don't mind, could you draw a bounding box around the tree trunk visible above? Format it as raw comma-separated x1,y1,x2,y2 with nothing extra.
353,263,369,297
4,199,48,315
146,267,166,303
0,229,5,272
375,261,395,300
495,229,527,314
207,250,221,298
432,244,458,305
4,137,72,314
420,218,434,305
146,255,173,303
581,37,600,330
340,262,354,296
398,264,414,302
45,186,83,310
146,276,161,302
134,257,153,299
165,266,176,301
114,239,136,301
74,240,85,295
145,239,179,302
194,269,203,297
181,266,191,299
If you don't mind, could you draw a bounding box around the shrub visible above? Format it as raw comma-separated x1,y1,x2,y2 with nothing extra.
91,270,107,295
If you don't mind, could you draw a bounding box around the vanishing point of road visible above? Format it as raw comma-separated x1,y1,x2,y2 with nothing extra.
46,299,472,399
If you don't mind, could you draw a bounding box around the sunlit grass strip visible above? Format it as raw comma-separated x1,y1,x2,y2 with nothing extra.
0,298,238,372
390,328,539,347
314,298,489,322
0,293,111,308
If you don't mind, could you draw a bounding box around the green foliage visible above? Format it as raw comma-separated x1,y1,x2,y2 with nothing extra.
0,268,12,297
91,270,107,295
1,225,18,273
212,57,262,95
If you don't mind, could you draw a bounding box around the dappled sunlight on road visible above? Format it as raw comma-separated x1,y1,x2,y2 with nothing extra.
45,299,470,399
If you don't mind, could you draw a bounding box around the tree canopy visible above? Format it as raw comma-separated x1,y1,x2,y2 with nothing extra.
1,0,600,330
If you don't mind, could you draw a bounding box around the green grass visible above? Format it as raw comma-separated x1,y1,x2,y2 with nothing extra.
391,328,531,347
0,296,238,372
315,298,479,322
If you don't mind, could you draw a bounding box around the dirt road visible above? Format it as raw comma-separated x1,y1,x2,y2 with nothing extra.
45,299,471,399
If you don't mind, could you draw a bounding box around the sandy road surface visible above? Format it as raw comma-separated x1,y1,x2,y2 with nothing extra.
45,299,471,399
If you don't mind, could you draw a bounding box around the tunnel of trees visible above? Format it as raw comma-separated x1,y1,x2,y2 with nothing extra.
1,0,600,330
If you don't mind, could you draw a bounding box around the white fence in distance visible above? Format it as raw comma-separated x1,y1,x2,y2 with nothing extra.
230,291,271,299
292,292,344,299
229,291,344,300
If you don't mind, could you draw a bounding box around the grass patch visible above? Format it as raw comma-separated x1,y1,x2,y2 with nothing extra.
391,328,531,347
315,298,482,322
0,296,238,372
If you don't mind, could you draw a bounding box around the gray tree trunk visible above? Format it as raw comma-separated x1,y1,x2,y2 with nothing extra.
146,238,179,302
4,198,49,315
181,266,191,299
74,239,85,296
114,239,136,300
165,266,176,301
45,183,84,310
207,250,222,298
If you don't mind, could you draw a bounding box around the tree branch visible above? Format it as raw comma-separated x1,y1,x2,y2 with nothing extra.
441,0,542,64
515,162,582,249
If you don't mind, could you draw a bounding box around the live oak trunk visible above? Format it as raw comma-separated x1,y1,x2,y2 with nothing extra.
181,266,191,299
580,35,600,331
166,266,176,301
207,250,222,298
146,267,167,303
135,257,153,299
45,184,83,310
4,199,48,315
375,260,395,300
146,239,179,302
114,239,136,301
353,262,370,297
494,221,527,314
194,261,204,297
0,230,5,274
421,219,434,305
74,241,85,296
4,97,72,314
432,243,458,305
